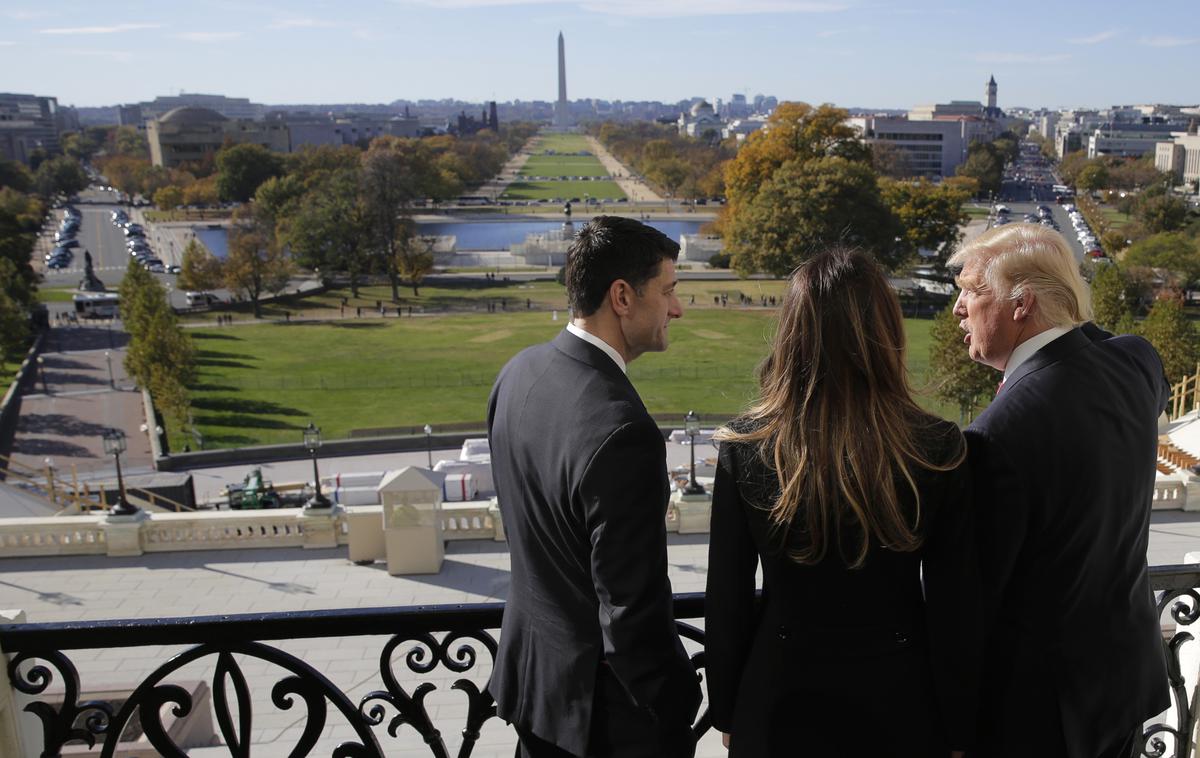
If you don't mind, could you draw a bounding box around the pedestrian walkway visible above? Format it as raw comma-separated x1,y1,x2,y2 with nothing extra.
585,135,664,202
7,322,152,480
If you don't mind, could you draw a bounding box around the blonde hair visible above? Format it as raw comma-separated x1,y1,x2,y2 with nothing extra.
717,248,965,568
947,223,1092,328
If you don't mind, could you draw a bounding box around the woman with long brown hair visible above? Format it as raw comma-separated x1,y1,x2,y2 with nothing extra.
705,248,976,757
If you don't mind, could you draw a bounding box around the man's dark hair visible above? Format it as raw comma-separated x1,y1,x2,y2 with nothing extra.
564,216,680,316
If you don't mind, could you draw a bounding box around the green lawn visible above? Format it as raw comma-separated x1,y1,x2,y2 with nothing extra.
1096,206,1134,232
502,180,626,201
173,303,961,451
520,155,610,178
39,288,78,303
531,133,594,153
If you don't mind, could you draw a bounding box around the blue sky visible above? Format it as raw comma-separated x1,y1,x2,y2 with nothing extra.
2,0,1197,110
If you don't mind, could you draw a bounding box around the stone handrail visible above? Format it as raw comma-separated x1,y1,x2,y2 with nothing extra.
0,515,107,557
0,486,713,561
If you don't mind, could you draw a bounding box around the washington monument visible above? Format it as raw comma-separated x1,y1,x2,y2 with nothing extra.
553,31,572,128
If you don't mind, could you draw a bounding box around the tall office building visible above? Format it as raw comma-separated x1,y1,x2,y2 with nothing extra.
553,32,572,129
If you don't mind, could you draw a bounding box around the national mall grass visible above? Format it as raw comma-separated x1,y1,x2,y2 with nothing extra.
175,306,955,451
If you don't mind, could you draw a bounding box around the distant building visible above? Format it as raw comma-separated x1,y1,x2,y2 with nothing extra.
285,112,423,150
677,101,723,139
117,104,144,127
723,115,769,143
849,115,996,178
147,107,288,168
1086,123,1178,159
0,92,62,165
1155,123,1200,186
135,93,266,122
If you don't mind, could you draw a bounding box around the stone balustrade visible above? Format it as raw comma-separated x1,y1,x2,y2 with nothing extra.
0,487,710,562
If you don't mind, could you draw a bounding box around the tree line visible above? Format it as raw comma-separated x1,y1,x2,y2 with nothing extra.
0,153,92,370
589,122,734,200
176,125,537,312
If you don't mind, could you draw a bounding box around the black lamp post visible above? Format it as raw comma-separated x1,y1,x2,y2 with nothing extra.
683,410,706,495
303,423,331,510
36,356,48,394
423,424,433,469
103,428,139,516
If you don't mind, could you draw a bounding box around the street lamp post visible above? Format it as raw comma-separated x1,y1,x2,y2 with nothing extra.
683,410,706,495
102,429,138,516
104,350,114,388
423,424,433,469
36,356,47,394
303,423,331,511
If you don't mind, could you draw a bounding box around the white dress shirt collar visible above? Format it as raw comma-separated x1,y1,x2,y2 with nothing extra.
566,323,627,374
1003,325,1071,383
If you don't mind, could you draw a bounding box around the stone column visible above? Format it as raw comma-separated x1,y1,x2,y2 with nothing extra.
102,510,149,557
488,497,506,542
0,609,33,757
671,489,712,534
297,505,341,549
378,467,445,575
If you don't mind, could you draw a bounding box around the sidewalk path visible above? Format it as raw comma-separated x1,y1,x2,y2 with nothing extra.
477,136,536,201
8,323,152,478
585,135,664,202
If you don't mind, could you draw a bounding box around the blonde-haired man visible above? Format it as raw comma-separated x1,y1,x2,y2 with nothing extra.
950,223,1169,758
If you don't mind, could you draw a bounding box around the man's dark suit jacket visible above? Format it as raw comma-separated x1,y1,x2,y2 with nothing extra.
487,329,701,756
965,324,1169,758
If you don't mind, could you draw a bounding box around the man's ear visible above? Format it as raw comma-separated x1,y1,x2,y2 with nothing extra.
608,279,634,317
1013,292,1035,322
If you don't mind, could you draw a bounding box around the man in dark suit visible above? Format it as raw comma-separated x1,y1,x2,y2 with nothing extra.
487,216,702,758
949,224,1169,758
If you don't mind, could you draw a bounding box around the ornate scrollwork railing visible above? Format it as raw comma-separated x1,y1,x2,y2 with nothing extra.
0,595,708,757
1,571,1198,757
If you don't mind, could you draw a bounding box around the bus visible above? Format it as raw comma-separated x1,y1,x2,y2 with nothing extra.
73,292,119,319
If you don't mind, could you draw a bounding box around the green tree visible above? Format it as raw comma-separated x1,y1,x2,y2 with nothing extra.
1075,162,1110,193
880,178,970,265
33,156,88,198
284,167,372,296
395,219,435,296
0,159,34,193
1058,152,1090,184
225,204,292,318
362,138,449,302
955,142,1003,198
1089,263,1133,332
118,263,195,426
215,143,285,203
153,185,185,210
725,156,898,276
61,131,101,162
1138,298,1200,384
0,288,29,370
928,302,996,423
1135,194,1189,234
177,239,225,292
1123,233,1200,287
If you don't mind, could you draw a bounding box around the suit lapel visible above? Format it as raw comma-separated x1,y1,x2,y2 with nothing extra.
1000,327,1091,395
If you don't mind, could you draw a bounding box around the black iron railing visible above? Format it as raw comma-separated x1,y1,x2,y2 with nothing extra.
0,571,1196,757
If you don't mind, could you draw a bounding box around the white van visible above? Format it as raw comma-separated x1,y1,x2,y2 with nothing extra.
185,291,220,307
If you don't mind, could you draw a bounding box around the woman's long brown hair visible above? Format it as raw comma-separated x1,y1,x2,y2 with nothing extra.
717,248,965,568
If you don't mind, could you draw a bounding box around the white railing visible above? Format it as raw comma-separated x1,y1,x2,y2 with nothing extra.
1154,479,1189,509
143,510,310,551
440,502,496,540
0,493,712,561
0,516,107,557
